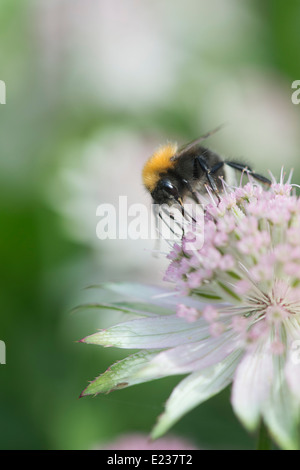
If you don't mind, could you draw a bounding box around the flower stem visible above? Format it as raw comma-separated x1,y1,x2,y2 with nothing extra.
257,421,272,450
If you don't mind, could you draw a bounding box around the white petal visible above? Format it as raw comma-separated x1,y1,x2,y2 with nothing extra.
72,301,174,317
284,317,300,398
139,329,239,376
93,282,223,309
82,315,210,349
151,350,241,439
262,352,300,450
285,360,300,399
231,342,273,431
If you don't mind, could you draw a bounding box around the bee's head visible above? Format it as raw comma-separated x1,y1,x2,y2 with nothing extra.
151,178,182,206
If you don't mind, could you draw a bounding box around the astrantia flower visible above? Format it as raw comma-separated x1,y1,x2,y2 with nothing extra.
80,176,300,450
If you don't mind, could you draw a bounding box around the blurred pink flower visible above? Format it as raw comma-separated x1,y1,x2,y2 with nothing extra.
101,433,198,450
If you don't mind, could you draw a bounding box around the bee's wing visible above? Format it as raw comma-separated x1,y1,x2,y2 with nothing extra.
171,124,225,160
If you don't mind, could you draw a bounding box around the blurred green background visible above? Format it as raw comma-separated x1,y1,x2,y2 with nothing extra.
0,0,299,450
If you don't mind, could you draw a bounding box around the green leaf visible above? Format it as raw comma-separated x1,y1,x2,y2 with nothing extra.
80,350,160,397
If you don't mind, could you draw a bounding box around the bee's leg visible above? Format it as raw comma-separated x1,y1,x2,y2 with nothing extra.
225,161,271,185
211,161,224,174
158,210,178,237
195,156,222,200
178,206,185,238
175,201,185,228
182,178,200,204
161,206,185,239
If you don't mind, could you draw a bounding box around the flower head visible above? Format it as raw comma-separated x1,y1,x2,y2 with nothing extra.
80,176,300,450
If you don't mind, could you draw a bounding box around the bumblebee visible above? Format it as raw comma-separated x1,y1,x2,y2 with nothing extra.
142,128,271,206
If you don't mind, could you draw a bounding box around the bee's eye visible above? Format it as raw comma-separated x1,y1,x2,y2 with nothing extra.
160,180,178,197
